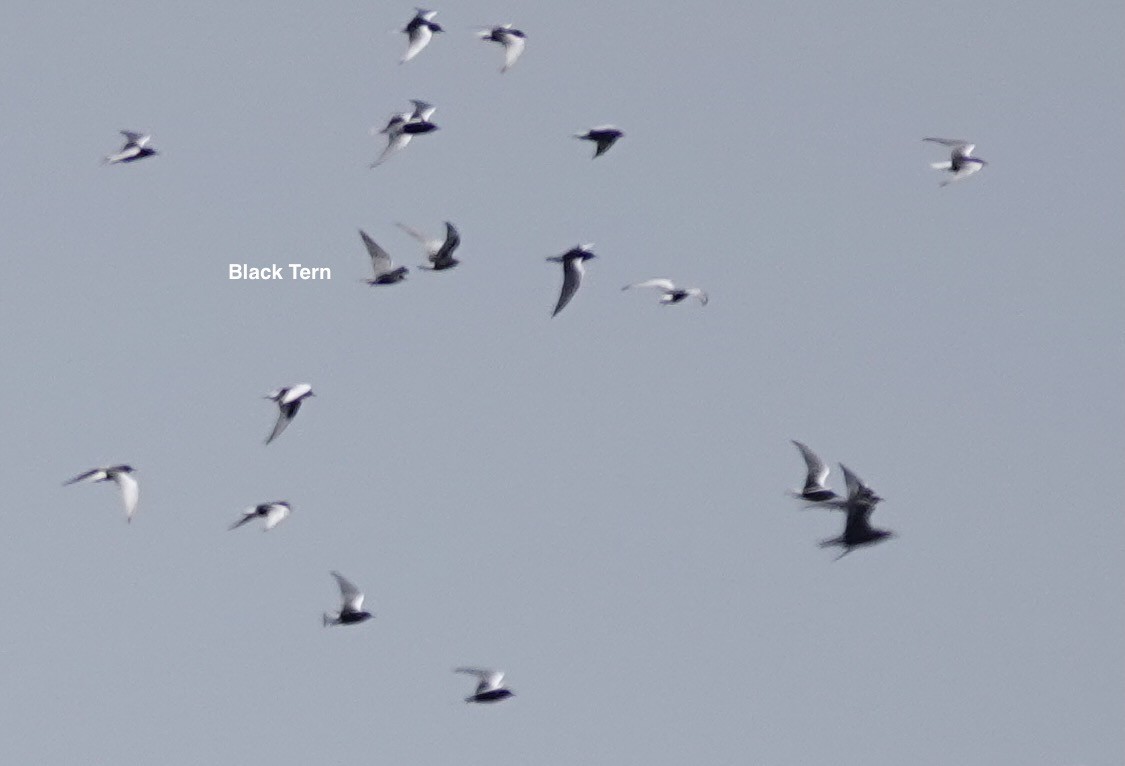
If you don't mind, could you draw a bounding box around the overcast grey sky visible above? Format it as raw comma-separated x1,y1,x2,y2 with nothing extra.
0,1,1121,764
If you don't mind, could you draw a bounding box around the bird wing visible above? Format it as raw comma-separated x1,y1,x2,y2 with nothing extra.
552,257,585,316
112,471,139,521
624,278,676,293
838,463,867,499
433,222,460,264
262,503,290,530
923,137,969,149
360,230,394,275
395,222,440,255
593,136,617,157
792,441,830,489
265,401,299,444
64,468,106,485
120,130,149,147
229,509,257,530
409,99,436,121
455,667,504,692
370,131,411,167
685,288,708,305
331,571,365,611
402,25,433,63
499,32,526,72
280,383,312,404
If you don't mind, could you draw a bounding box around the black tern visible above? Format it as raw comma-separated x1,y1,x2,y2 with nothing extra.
64,465,139,522
229,501,291,531
401,9,443,63
264,383,314,444
103,131,157,164
479,24,526,72
371,100,438,167
923,137,987,186
574,126,623,158
622,278,708,306
323,571,373,626
455,668,514,703
359,230,408,284
547,244,597,317
818,464,892,559
396,221,460,270
789,440,838,504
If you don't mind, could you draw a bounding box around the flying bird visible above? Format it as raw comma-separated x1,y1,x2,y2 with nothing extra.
371,99,438,167
103,131,157,164
323,571,373,626
789,440,838,504
63,465,139,522
455,667,514,703
574,126,623,158
359,230,408,284
547,244,597,317
401,9,443,63
622,278,708,306
818,464,892,559
396,221,461,270
923,137,987,186
479,24,526,72
229,501,291,531
264,383,314,444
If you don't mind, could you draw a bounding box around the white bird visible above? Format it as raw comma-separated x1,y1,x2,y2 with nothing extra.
454,667,514,703
63,465,139,522
479,24,526,73
264,383,315,444
323,571,373,626
103,131,157,164
923,137,987,186
622,278,708,306
359,230,408,284
396,221,461,270
401,9,443,63
371,100,439,167
229,501,291,531
547,244,597,317
789,440,838,503
574,126,623,158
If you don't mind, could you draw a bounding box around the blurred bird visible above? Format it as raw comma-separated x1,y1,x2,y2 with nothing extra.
229,501,291,531
371,100,438,167
622,278,708,306
455,667,514,703
479,24,526,72
323,571,373,626
574,126,623,158
63,465,139,522
547,244,597,316
359,230,408,284
401,9,443,63
818,464,892,558
923,137,986,186
264,383,314,444
789,440,838,503
396,221,461,270
103,131,157,164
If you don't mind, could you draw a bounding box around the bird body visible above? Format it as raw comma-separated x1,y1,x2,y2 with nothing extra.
64,465,139,521
401,9,443,63
575,126,623,158
264,383,314,444
229,501,291,531
923,137,986,185
103,131,157,164
547,244,597,316
479,24,526,72
817,463,892,558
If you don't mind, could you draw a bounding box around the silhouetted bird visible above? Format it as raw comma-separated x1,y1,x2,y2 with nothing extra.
229,501,291,531
401,9,443,63
622,278,708,306
455,668,514,703
359,230,408,284
547,244,597,316
818,464,892,558
479,24,526,72
574,126,623,158
323,571,373,626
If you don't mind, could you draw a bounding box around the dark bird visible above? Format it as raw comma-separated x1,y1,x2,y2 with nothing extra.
818,464,892,559
359,230,408,284
923,137,987,186
264,383,314,444
547,244,597,317
479,24,526,72
371,100,438,167
229,501,291,531
789,440,838,503
63,465,139,522
455,667,514,703
323,571,373,626
401,9,443,63
574,126,623,158
396,221,461,270
103,131,157,164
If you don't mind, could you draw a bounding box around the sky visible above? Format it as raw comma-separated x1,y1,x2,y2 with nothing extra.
0,1,1121,764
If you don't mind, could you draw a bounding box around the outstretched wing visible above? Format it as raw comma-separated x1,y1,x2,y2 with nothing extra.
331,571,365,611
112,471,139,521
360,230,394,276
552,258,585,317
623,278,676,293
792,440,830,489
455,667,504,692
